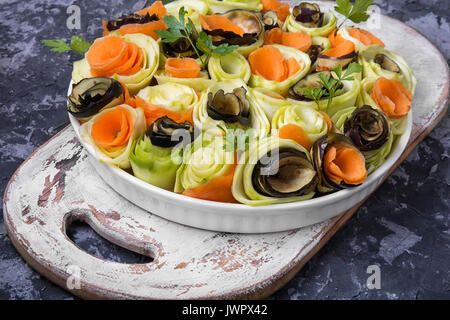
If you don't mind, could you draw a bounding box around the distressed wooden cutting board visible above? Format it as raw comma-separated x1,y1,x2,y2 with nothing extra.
3,6,449,298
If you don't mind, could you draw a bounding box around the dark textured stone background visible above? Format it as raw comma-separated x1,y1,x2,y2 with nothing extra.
0,0,449,300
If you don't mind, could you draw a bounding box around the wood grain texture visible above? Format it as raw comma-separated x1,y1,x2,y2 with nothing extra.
2,1,449,299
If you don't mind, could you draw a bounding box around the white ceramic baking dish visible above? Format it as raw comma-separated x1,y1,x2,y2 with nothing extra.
68,105,411,233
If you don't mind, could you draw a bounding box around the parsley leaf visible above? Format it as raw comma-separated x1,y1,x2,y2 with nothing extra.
297,87,326,109
335,0,374,27
335,0,353,17
70,36,92,55
343,62,363,79
213,43,238,56
41,39,71,53
196,31,213,55
42,36,91,55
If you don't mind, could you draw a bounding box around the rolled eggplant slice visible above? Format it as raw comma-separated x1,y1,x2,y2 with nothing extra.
146,116,195,148
312,133,367,193
287,71,361,117
307,36,331,66
208,51,251,83
357,77,407,135
174,133,236,201
193,79,270,137
79,104,146,169
283,8,336,37
316,48,357,71
232,136,317,206
262,10,280,30
161,28,199,60
72,33,160,95
250,87,290,121
165,0,209,31
271,104,329,144
68,77,125,121
343,105,391,152
292,2,322,28
205,9,263,46
129,117,193,191
358,44,417,95
201,10,265,57
249,44,311,96
205,0,263,14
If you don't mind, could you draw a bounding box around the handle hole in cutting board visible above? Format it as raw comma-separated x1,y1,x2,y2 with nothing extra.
66,221,153,264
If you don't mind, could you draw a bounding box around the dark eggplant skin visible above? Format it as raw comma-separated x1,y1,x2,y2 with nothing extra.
312,133,366,193
105,13,159,32
288,71,343,101
374,54,400,73
162,28,199,59
343,105,391,152
262,10,279,30
202,9,263,46
307,44,322,65
316,50,357,71
67,77,124,119
206,87,251,126
292,2,323,27
252,148,318,198
147,116,194,148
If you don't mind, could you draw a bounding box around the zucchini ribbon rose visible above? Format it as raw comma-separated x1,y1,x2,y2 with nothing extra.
68,77,127,121
206,0,263,14
312,133,367,193
343,105,393,173
250,88,290,121
358,77,412,135
72,33,160,95
272,104,330,150
288,70,361,117
330,106,357,132
232,136,317,206
135,82,198,125
200,9,264,57
79,104,146,169
174,133,237,203
165,0,209,31
335,27,385,53
194,79,270,136
283,3,337,37
358,45,417,95
208,51,251,83
130,116,194,190
249,44,311,96
155,69,215,92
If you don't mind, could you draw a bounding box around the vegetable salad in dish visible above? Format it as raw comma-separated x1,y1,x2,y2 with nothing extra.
55,0,416,206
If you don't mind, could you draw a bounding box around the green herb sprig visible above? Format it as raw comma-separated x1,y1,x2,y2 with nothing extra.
298,62,362,114
335,0,374,28
155,7,237,65
42,36,91,55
